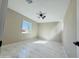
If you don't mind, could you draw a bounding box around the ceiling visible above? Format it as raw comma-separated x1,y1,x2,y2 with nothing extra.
8,0,70,23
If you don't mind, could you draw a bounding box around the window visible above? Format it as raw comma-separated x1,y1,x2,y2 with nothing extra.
21,20,32,34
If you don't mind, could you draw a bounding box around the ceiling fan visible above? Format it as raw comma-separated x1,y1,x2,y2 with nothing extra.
37,11,46,19
26,0,32,4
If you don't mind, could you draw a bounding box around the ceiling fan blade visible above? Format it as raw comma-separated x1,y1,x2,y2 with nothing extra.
42,16,46,19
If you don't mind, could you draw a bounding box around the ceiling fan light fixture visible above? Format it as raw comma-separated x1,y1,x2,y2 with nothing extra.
37,11,46,19
26,0,32,4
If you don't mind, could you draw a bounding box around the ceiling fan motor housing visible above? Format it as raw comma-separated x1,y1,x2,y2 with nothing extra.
26,0,32,4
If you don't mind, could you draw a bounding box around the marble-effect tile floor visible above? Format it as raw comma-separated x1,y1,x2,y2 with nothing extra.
0,39,67,58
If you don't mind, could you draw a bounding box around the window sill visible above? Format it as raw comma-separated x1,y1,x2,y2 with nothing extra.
21,32,29,34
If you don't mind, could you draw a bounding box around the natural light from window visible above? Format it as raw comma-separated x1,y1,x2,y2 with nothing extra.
21,20,32,34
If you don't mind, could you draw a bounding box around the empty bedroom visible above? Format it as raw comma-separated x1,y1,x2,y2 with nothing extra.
0,0,79,58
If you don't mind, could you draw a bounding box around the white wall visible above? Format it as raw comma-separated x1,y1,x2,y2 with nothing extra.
2,9,38,45
38,22,58,40
38,22,63,42
77,0,79,57
0,0,8,40
63,0,77,57
38,22,58,39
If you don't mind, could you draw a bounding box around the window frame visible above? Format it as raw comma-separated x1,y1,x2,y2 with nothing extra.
21,20,32,34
